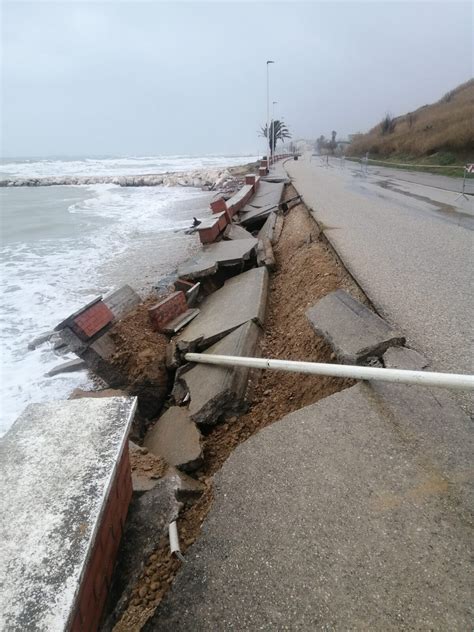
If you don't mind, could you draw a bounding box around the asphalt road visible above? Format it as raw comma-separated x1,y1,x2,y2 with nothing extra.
286,154,473,409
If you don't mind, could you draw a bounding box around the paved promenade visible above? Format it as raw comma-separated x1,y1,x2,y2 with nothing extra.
287,155,473,410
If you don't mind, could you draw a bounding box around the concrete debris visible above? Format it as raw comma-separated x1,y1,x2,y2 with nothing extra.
178,238,258,280
306,289,405,364
173,321,261,426
46,358,87,377
143,407,203,472
79,331,128,387
223,223,254,240
256,238,276,271
257,211,278,244
165,341,181,370
176,267,268,351
68,387,128,400
383,346,429,370
104,285,141,321
239,181,285,227
27,330,55,350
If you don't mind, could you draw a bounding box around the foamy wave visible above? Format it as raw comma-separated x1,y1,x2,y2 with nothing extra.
0,154,258,179
0,181,214,434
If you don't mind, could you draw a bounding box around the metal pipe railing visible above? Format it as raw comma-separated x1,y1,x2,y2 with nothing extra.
184,353,474,391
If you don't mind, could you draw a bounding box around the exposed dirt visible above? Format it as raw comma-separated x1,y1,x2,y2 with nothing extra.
109,299,168,383
197,189,363,476
129,444,167,481
111,186,368,631
112,487,213,632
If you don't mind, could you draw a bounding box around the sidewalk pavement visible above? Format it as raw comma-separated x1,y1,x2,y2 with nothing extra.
145,381,472,631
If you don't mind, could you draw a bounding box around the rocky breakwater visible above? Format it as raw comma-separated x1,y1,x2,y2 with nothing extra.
0,166,248,192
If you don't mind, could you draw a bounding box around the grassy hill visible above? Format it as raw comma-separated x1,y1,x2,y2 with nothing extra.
348,79,474,168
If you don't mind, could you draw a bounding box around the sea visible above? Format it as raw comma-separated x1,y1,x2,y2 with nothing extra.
0,154,257,435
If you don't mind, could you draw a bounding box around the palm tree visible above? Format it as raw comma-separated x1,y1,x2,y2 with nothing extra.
260,119,291,153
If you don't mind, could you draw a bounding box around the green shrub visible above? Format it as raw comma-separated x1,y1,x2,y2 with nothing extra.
438,152,456,165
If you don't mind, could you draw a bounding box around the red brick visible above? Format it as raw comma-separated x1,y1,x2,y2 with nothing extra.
72,301,113,340
210,198,227,213
148,291,187,332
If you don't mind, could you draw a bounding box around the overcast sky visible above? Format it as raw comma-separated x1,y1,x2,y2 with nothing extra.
1,1,472,157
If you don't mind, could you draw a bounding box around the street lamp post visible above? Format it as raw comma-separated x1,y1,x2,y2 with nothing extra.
266,60,274,165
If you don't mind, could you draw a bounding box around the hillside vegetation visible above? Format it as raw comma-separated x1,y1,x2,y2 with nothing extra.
348,79,474,164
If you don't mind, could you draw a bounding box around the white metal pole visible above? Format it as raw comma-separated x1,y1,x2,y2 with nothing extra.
184,353,474,391
266,62,270,163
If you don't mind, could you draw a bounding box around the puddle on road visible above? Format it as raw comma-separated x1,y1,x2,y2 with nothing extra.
376,180,474,230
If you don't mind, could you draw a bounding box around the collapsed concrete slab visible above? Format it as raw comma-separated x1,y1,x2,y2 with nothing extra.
0,397,137,632
143,407,203,472
174,321,261,426
223,223,254,240
239,181,284,227
306,289,405,364
177,238,258,280
104,285,141,321
257,211,277,243
146,384,473,630
79,331,128,387
176,266,268,351
256,238,276,271
46,357,87,377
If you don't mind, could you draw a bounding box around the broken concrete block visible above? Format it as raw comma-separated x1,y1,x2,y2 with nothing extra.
27,330,55,350
306,290,405,364
79,331,128,387
174,321,261,426
143,407,203,472
178,238,258,280
177,267,268,351
69,387,128,400
273,214,284,243
224,223,254,241
383,347,429,371
104,285,141,321
257,212,277,243
46,358,87,377
239,181,284,227
57,326,89,354
256,238,276,272
165,340,181,370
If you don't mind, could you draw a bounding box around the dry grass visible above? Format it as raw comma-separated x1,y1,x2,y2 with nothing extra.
349,79,474,160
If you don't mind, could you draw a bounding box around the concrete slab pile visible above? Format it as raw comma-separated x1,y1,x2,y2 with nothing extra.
176,267,268,351
239,181,285,227
173,321,261,426
177,238,258,280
